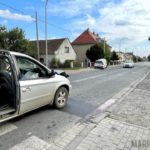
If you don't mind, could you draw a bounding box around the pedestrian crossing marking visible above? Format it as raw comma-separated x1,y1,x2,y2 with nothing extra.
0,123,18,137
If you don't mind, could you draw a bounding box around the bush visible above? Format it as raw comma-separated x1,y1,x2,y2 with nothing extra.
73,61,81,68
148,55,150,61
51,57,60,68
63,60,71,68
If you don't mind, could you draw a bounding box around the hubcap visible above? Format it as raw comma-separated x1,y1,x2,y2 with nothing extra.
57,91,66,106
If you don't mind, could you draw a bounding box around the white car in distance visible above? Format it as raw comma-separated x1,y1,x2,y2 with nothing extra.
123,60,134,68
94,59,107,69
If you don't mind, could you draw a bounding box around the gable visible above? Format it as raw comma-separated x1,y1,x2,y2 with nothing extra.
30,38,65,55
57,38,77,55
72,29,101,45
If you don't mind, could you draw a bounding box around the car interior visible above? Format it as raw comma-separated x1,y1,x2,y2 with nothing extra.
0,56,16,115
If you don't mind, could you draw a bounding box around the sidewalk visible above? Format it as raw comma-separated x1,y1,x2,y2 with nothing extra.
64,68,95,74
46,72,150,150
64,65,120,74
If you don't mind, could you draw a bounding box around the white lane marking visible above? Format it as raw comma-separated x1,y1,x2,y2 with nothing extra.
0,123,18,136
72,70,124,83
10,136,50,150
72,74,106,83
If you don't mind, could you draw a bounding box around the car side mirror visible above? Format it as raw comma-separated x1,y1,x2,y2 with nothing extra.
60,72,69,78
48,69,55,77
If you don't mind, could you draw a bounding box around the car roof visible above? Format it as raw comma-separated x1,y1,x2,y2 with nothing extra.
96,59,106,61
0,50,32,58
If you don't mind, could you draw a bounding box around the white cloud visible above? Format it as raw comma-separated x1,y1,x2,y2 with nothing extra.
48,0,101,17
0,9,34,21
70,0,150,56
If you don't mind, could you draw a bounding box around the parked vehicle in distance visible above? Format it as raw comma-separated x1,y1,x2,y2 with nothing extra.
0,50,71,123
94,59,107,69
123,60,134,68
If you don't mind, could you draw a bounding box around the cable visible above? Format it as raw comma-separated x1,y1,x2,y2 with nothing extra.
23,22,35,29
0,1,74,34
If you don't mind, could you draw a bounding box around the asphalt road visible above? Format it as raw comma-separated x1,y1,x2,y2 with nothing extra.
0,62,150,150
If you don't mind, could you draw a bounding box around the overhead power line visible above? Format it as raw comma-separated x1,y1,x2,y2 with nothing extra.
0,1,74,34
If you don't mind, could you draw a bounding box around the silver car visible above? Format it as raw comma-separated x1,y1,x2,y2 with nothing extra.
0,50,71,123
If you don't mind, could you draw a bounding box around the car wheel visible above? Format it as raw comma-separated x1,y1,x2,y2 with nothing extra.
54,87,68,109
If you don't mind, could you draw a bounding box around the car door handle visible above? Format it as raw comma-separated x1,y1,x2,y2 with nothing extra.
22,87,31,92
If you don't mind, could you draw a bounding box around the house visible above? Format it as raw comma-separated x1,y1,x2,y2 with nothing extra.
116,52,126,62
31,38,76,66
124,52,134,60
72,28,101,63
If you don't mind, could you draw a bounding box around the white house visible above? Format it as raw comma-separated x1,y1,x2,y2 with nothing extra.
31,38,76,66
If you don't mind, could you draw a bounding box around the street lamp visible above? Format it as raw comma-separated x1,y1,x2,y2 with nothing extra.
45,0,48,67
103,37,106,54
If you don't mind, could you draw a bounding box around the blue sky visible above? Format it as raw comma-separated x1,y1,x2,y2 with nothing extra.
0,0,150,57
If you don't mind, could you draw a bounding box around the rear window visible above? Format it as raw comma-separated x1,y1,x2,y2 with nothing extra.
96,61,103,64
125,60,133,63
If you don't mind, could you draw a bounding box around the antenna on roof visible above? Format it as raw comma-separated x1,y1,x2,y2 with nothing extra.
86,28,90,32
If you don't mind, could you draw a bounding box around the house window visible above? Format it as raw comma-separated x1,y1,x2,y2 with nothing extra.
65,46,69,53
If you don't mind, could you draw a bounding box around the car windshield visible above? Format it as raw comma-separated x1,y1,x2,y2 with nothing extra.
125,60,133,63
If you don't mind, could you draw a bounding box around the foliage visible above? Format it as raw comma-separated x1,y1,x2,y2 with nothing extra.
86,41,111,63
73,61,81,68
63,60,71,68
50,57,61,68
86,43,104,62
133,55,137,62
110,51,119,61
137,57,142,62
0,26,36,57
147,55,150,61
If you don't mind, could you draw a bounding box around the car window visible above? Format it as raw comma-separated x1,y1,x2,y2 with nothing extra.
0,56,12,76
15,56,48,80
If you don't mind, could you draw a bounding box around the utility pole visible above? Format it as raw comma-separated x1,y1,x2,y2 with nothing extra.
35,12,39,61
103,37,106,55
119,40,122,52
45,0,48,67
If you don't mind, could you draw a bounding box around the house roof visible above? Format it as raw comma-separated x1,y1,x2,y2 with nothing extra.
72,28,101,45
31,38,66,55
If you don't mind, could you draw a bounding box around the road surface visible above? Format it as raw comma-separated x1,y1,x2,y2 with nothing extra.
0,62,149,150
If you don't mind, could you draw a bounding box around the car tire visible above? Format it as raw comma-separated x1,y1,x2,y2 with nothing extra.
54,87,68,109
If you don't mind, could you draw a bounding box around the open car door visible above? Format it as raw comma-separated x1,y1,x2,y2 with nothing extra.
0,50,20,120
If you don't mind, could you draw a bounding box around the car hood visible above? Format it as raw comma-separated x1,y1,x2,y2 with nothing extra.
54,69,69,78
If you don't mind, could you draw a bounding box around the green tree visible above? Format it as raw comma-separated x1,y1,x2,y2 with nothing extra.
86,43,104,62
148,55,150,61
0,26,36,57
86,40,111,63
133,55,137,62
110,51,119,61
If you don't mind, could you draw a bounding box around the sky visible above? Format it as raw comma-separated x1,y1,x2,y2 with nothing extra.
0,0,150,57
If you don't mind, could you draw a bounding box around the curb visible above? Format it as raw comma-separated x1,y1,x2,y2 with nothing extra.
86,70,150,124
46,70,150,150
